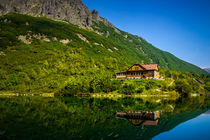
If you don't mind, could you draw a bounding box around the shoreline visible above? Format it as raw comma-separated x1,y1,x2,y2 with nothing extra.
0,92,209,97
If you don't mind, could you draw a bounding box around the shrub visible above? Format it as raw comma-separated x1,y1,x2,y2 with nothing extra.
144,80,160,90
161,82,168,91
89,74,115,93
59,76,85,95
5,74,18,86
120,83,136,95
48,81,59,89
18,72,30,83
174,80,192,97
136,85,145,93
205,82,210,92
89,75,104,93
0,82,6,90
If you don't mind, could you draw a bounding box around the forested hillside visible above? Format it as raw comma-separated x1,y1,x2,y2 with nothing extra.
0,14,209,93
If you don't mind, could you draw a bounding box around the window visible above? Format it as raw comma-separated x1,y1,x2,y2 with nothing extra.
135,67,139,70
148,71,152,74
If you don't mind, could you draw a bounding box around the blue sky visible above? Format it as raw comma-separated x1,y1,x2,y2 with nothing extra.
83,0,210,68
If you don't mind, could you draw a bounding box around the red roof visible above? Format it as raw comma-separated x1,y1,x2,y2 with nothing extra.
140,64,158,70
127,64,159,71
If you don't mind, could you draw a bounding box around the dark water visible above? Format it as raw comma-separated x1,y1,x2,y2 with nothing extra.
0,96,210,140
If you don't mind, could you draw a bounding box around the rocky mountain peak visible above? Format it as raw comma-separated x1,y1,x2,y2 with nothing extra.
92,9,100,21
0,0,115,29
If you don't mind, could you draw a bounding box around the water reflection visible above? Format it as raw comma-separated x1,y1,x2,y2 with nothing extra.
116,111,160,126
153,109,210,140
0,96,210,140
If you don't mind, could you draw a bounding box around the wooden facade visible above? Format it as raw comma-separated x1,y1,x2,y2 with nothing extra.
116,64,159,79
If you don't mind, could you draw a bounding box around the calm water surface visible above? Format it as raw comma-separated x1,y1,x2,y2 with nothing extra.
153,110,210,140
0,96,210,140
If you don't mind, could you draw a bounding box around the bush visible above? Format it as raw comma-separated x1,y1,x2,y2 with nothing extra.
89,75,104,93
48,81,59,89
89,74,116,93
144,80,161,90
136,85,145,93
205,82,210,92
59,76,89,95
120,83,136,95
5,74,18,86
174,80,192,97
108,79,122,92
0,82,6,90
161,82,168,91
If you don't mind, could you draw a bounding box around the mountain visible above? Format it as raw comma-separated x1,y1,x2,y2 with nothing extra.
0,0,209,92
204,68,210,73
0,0,207,74
0,0,118,30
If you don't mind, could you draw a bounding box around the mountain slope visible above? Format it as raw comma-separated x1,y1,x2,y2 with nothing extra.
0,0,207,75
0,13,207,74
204,68,210,73
0,0,209,93
0,13,208,93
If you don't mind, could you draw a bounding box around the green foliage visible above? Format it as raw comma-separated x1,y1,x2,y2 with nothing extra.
0,13,209,94
144,80,161,90
120,83,136,95
161,81,169,91
59,76,89,95
5,74,18,86
89,74,109,93
136,85,145,93
205,82,210,92
174,80,192,96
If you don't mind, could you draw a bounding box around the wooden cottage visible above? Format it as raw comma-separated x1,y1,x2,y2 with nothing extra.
116,64,159,79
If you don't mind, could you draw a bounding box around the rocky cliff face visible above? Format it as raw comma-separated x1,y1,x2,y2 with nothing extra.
0,0,114,28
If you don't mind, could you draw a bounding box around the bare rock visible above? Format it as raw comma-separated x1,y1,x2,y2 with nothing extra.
114,47,118,51
108,48,113,52
129,39,133,43
93,42,100,46
18,35,32,44
42,38,50,42
106,31,110,37
92,9,100,21
0,51,6,56
77,33,89,43
60,39,71,44
0,0,120,33
26,22,29,26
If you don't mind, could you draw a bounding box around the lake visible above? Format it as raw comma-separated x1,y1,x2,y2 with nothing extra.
0,96,210,140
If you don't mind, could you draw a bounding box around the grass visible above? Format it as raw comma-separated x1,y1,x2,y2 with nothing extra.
0,13,209,94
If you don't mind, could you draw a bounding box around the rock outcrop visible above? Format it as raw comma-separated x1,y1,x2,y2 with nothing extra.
0,0,115,29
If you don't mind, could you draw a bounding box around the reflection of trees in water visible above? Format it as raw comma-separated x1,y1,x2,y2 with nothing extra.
0,96,209,139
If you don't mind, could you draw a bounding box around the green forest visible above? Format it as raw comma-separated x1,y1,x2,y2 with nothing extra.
0,14,210,95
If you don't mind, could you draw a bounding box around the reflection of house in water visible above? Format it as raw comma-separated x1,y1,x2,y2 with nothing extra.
116,111,160,126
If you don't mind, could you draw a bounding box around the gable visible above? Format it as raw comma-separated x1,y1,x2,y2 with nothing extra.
127,64,144,71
